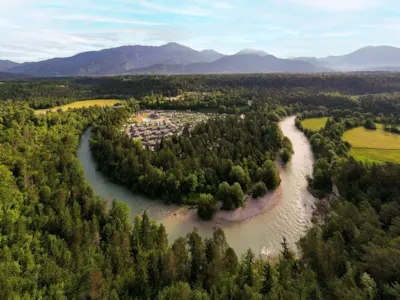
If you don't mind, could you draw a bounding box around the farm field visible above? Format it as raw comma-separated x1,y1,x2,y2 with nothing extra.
35,99,123,114
343,126,400,163
301,117,328,130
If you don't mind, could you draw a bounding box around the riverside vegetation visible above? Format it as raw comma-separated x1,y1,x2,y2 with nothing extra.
90,106,287,219
1,74,400,299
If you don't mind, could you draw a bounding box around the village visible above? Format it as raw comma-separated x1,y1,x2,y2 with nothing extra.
121,110,213,150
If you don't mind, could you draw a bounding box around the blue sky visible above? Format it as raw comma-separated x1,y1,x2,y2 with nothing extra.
1,0,399,62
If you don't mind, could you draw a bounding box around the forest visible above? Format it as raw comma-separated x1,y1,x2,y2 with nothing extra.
90,105,290,218
3,73,400,110
0,74,400,299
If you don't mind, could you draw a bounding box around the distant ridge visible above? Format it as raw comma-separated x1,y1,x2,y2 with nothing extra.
0,71,29,80
294,45,400,71
126,53,329,74
4,43,400,76
235,49,269,56
7,43,224,76
0,60,20,71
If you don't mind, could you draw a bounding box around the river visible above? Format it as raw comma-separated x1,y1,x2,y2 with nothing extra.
77,116,316,256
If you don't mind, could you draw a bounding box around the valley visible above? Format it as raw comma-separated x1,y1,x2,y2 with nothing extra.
1,74,400,299
3,0,400,296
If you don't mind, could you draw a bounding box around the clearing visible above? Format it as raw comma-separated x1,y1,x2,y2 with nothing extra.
301,117,328,130
343,126,400,164
122,110,211,150
35,99,123,114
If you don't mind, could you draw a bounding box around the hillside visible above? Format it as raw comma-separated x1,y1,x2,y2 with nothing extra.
0,71,29,80
0,60,20,71
129,53,328,74
7,43,224,76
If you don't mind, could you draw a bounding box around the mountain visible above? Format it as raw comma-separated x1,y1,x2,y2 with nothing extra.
0,60,20,71
235,49,269,56
329,46,400,70
295,46,400,71
9,43,400,76
7,42,224,76
127,54,329,74
290,57,332,68
200,49,224,61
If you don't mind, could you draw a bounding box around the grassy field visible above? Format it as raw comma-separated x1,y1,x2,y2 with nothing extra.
349,148,400,164
343,127,400,150
343,126,400,163
301,117,328,130
35,100,123,114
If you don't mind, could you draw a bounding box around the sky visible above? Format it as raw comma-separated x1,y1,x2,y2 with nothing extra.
0,0,399,62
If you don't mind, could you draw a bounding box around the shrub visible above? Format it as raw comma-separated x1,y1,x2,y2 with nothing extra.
197,194,217,220
252,182,268,198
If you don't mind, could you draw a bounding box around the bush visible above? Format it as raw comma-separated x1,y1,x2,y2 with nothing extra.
197,194,217,220
256,160,281,190
252,182,268,198
218,105,226,114
216,182,245,210
280,148,292,164
364,119,377,130
268,112,280,122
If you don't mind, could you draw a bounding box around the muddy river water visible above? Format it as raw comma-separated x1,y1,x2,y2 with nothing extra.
78,116,316,256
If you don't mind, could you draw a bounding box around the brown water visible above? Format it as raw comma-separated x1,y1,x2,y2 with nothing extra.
78,116,316,256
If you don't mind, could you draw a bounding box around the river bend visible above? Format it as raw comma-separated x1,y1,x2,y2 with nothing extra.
78,116,316,256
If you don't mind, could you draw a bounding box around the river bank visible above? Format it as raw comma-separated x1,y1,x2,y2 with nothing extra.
78,115,316,256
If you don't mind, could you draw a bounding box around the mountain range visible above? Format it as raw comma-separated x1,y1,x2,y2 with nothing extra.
0,60,20,72
2,43,400,76
293,46,400,71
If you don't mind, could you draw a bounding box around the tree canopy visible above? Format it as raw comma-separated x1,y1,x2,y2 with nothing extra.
1,73,400,299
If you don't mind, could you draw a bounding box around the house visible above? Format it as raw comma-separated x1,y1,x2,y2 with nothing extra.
149,113,159,119
148,140,157,147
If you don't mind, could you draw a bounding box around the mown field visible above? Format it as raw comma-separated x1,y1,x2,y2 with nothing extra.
301,117,328,130
35,99,123,114
343,126,400,163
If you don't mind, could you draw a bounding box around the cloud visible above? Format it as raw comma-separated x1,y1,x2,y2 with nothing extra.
321,31,357,37
131,0,214,17
285,0,383,11
54,14,163,26
213,2,233,9
361,18,400,31
267,26,300,36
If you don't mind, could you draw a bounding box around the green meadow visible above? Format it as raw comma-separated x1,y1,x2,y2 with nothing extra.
35,99,123,114
301,117,328,130
343,126,400,164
